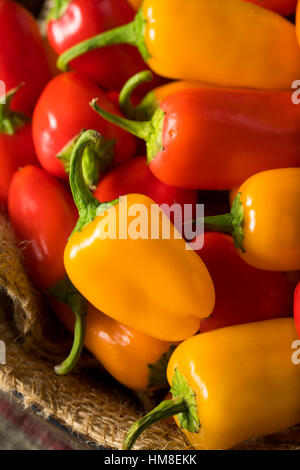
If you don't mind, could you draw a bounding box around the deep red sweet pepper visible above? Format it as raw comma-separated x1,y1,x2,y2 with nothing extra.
94,155,198,218
32,72,137,187
0,1,52,115
8,165,85,375
47,0,160,92
0,87,38,208
91,87,300,190
197,233,293,333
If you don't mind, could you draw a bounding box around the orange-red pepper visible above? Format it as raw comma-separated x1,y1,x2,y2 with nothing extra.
91,88,300,190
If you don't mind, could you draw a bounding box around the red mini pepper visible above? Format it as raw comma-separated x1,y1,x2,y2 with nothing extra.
94,156,198,227
242,0,297,16
47,0,159,92
91,88,300,190
0,87,38,208
294,282,300,338
8,165,85,375
198,233,293,333
32,72,137,187
0,1,52,115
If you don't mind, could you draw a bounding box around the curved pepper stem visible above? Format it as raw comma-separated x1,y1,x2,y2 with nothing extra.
0,83,28,136
123,396,188,450
57,9,150,71
69,130,101,233
69,129,119,234
49,276,87,376
90,99,165,163
119,70,154,120
123,368,200,450
203,193,245,252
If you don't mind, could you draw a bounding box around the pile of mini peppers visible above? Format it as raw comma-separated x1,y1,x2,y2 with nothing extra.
1,0,300,451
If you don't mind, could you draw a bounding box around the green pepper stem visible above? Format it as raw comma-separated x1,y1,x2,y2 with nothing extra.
123,396,188,450
54,295,86,376
190,193,245,252
203,213,234,233
49,276,87,376
91,99,152,141
69,130,102,233
57,8,150,71
91,99,165,163
47,0,70,21
119,70,154,120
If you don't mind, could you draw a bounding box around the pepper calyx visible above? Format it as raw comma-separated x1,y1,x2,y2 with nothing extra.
0,84,28,136
47,0,70,21
122,368,200,450
57,130,115,189
48,275,87,375
131,8,151,62
146,107,165,163
90,99,165,164
147,344,177,390
170,368,200,433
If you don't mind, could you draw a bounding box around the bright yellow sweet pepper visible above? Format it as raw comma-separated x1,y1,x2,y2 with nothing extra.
63,130,215,342
124,318,300,450
58,0,300,90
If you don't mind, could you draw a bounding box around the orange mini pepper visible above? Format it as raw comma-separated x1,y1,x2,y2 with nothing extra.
64,130,215,342
124,318,300,450
203,168,300,271
54,299,175,391
58,0,300,90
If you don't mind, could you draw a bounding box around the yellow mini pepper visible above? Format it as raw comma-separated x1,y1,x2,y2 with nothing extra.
203,168,300,271
64,130,215,342
58,0,300,90
124,318,300,450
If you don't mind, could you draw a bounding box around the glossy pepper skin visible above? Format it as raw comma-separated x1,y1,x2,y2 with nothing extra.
0,88,38,208
94,156,198,227
64,131,215,342
124,318,300,450
8,165,86,375
57,0,300,90
0,1,51,115
91,88,300,190
32,72,137,185
54,301,174,391
198,233,293,333
243,0,297,16
8,166,77,290
204,168,300,272
47,0,157,92
294,283,300,338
